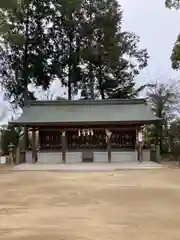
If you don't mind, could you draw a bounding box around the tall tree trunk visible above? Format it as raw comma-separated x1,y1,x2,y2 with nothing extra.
68,14,73,100
23,6,30,150
159,124,163,154
89,62,94,99
68,37,73,100
98,64,105,99
68,56,72,100
155,121,163,154
89,0,95,99
97,29,105,99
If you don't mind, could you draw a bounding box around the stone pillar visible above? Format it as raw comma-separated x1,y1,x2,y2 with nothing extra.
32,128,37,164
8,143,15,165
61,131,66,164
156,145,161,163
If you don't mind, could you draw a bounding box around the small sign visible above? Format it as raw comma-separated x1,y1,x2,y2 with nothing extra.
105,129,112,138
138,132,143,142
62,131,66,137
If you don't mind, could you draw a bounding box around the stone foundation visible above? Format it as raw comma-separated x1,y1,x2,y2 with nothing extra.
25,150,151,164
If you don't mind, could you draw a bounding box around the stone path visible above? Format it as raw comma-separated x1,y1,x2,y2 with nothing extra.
14,161,163,171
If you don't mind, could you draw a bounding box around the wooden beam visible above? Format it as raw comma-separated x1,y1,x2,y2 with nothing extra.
39,126,138,132
14,121,151,128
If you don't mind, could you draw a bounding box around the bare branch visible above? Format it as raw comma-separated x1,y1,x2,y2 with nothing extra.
147,79,180,121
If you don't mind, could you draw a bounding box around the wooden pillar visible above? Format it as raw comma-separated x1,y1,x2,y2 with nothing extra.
61,131,66,164
24,127,29,150
139,142,143,162
32,128,37,164
36,129,39,162
106,129,112,163
107,138,112,163
137,127,143,162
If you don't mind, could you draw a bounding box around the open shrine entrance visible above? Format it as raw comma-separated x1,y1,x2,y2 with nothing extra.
38,126,137,151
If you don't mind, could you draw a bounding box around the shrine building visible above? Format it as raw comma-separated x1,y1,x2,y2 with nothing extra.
12,99,159,164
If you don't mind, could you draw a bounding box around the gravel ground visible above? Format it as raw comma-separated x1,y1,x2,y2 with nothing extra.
0,169,180,240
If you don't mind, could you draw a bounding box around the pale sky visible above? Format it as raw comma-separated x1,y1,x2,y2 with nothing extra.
0,0,180,121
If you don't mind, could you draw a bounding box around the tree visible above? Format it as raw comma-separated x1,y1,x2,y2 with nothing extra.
147,80,180,153
0,0,149,106
1,125,20,155
0,0,32,31
165,0,180,9
0,0,58,149
0,0,85,105
0,0,25,10
48,0,149,100
170,34,180,70
0,0,58,107
165,0,180,70
168,119,180,164
50,0,86,100
80,0,148,99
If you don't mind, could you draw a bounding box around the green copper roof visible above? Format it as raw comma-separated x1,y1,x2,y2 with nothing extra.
12,99,159,126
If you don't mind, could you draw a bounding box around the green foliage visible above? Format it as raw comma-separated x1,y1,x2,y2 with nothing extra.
168,119,180,161
79,0,149,99
0,0,21,10
51,0,86,99
0,0,32,10
147,80,180,153
0,0,149,105
165,0,180,9
0,0,56,106
165,0,180,69
1,125,21,154
171,34,180,70
0,0,32,32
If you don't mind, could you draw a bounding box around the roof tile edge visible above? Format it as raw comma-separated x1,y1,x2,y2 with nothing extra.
29,98,147,106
